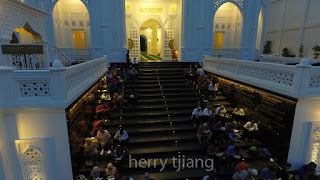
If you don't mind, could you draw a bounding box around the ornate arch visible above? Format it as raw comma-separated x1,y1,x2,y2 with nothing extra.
140,19,164,31
50,0,90,14
0,2,47,41
214,0,245,10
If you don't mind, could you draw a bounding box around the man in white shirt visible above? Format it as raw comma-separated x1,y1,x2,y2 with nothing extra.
243,120,259,141
114,129,129,147
203,105,214,121
232,107,245,122
105,71,113,80
192,106,203,126
94,126,112,148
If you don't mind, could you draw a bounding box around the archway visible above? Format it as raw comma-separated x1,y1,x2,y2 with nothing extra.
213,2,243,49
140,19,162,60
52,0,91,49
256,9,264,50
13,22,43,44
140,35,147,54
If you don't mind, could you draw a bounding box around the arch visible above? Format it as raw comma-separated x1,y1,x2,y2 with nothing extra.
213,2,243,49
140,19,163,58
53,0,91,49
213,1,244,17
140,19,164,31
14,21,43,43
50,0,90,14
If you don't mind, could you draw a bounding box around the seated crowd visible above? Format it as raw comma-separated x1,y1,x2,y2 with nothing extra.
69,64,151,180
184,63,320,180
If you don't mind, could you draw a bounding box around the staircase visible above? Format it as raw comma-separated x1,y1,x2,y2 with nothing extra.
108,62,212,179
105,62,279,180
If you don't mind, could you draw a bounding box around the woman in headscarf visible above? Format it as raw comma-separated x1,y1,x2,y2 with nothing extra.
143,172,151,180
105,163,119,180
90,166,101,180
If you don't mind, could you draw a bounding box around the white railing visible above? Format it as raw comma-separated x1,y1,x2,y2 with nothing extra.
60,48,92,62
0,56,108,109
213,49,241,59
1,44,71,70
203,56,320,99
261,55,320,65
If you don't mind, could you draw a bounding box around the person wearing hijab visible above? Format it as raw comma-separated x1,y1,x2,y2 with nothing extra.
105,163,119,180
143,172,151,180
90,166,101,179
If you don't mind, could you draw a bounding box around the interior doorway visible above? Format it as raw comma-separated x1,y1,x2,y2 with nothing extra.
140,35,147,54
73,30,85,49
214,32,224,49
140,19,162,60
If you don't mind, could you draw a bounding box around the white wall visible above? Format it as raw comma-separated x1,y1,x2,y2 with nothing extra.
288,98,320,170
265,0,320,57
0,108,73,179
53,0,91,48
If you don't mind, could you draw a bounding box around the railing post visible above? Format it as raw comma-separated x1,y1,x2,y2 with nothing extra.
294,58,312,97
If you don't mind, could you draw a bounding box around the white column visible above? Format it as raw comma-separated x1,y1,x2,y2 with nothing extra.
240,0,260,60
0,108,73,179
299,0,311,46
278,0,288,55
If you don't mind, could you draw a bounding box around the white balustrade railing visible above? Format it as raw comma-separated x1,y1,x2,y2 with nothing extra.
0,56,108,109
203,56,320,99
261,55,320,65
60,48,92,62
1,44,71,70
213,49,241,59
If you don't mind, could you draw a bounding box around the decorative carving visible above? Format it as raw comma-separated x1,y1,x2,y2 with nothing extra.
126,21,139,60
0,2,47,41
127,38,134,50
239,66,294,87
16,140,47,180
19,81,50,97
139,8,163,14
214,0,245,9
309,74,320,88
169,39,175,50
164,22,174,59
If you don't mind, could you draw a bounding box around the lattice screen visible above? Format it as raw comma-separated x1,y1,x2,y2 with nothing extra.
311,128,320,167
126,22,140,60
164,22,174,60
16,140,47,180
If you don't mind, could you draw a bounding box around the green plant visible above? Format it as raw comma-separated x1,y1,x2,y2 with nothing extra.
282,48,290,57
313,45,320,59
263,41,272,54
299,45,304,58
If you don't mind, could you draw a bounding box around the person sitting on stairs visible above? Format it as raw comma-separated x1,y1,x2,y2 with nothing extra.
197,122,212,144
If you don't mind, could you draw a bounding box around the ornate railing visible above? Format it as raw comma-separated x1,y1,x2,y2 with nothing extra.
213,49,241,59
0,56,108,109
203,56,320,99
261,55,320,65
1,44,71,70
60,48,92,62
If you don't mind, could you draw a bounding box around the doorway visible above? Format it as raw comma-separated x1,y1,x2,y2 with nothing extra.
214,32,224,49
140,35,147,54
73,30,85,49
140,19,162,60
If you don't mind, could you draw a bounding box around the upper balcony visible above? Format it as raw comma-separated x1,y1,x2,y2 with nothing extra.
0,44,108,110
203,55,320,99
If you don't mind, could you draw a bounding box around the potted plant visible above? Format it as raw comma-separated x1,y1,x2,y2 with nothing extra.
282,48,290,57
313,45,320,59
263,41,272,54
299,45,304,58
